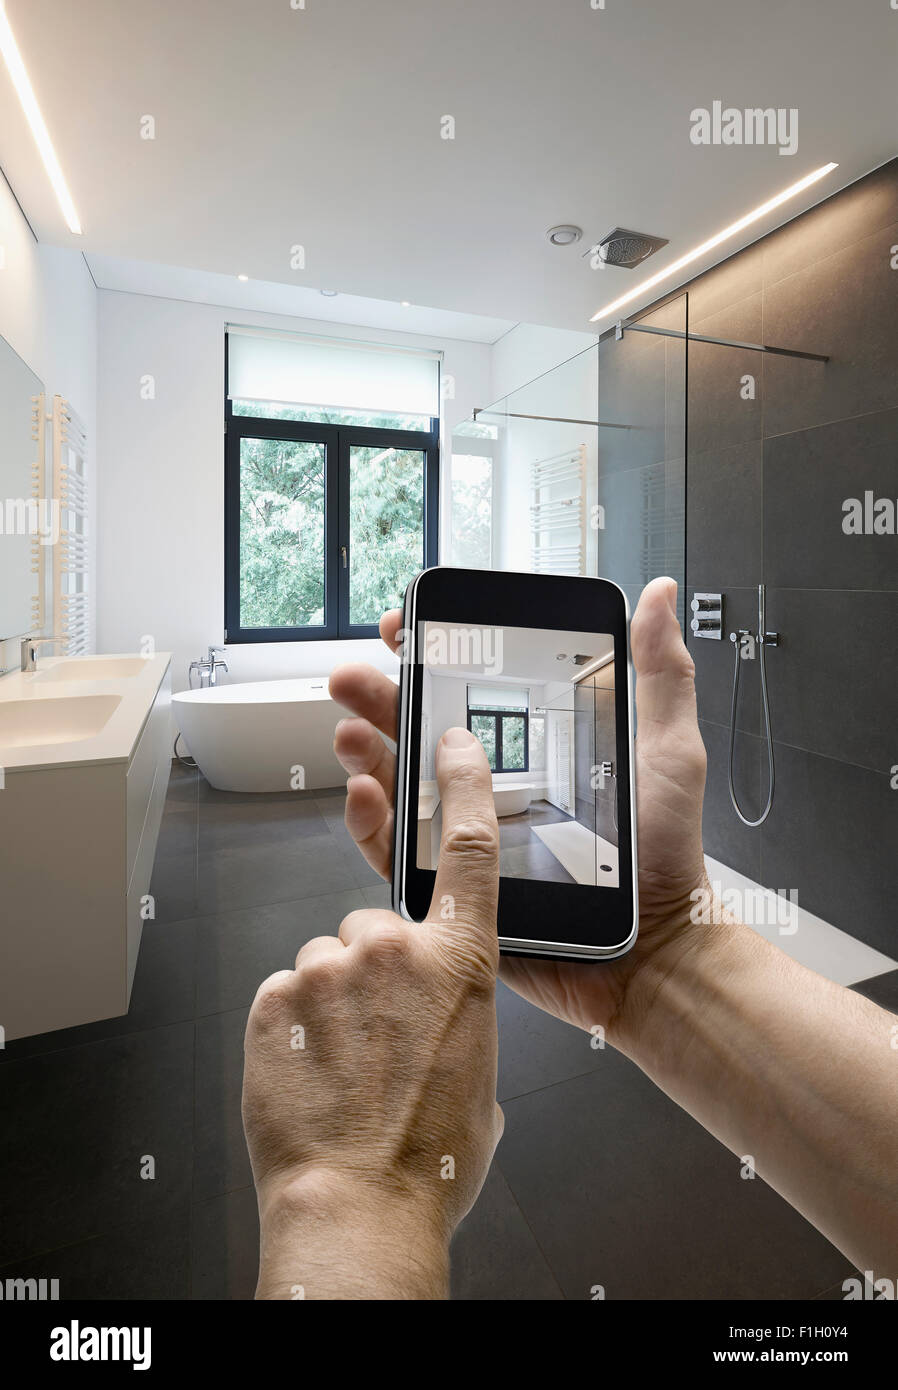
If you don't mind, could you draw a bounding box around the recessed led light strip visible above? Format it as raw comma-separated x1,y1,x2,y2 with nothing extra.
0,3,82,234
590,162,838,323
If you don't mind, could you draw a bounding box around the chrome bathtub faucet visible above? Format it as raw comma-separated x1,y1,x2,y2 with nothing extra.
189,645,229,688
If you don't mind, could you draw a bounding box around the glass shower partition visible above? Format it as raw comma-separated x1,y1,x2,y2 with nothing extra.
450,292,687,630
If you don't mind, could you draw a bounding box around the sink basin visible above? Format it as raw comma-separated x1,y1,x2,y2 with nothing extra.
36,657,151,683
0,695,121,748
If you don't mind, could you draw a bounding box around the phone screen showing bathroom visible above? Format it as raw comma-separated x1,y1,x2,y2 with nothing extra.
416,621,619,887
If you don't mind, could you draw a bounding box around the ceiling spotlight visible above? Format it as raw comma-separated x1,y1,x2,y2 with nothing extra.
555,653,569,661
320,288,338,297
237,274,249,281
546,225,583,247
400,300,411,307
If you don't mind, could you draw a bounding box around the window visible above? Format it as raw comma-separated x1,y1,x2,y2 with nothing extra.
225,330,440,641
466,684,530,773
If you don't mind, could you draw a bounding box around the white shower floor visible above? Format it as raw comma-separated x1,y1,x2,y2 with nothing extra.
533,820,620,888
705,855,897,986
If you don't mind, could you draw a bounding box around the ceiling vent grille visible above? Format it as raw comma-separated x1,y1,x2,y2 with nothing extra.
587,227,668,269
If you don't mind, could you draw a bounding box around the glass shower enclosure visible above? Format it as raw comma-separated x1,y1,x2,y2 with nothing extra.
449,292,687,629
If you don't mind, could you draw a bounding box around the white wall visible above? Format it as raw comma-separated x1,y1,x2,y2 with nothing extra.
0,175,97,675
96,291,490,691
490,323,598,404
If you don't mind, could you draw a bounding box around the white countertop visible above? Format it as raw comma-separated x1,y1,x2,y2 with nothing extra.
0,652,172,772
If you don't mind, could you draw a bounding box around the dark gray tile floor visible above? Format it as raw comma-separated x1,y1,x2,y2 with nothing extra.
0,761,887,1299
498,801,576,884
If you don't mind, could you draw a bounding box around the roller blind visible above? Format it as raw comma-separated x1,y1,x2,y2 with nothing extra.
227,327,441,418
467,684,529,711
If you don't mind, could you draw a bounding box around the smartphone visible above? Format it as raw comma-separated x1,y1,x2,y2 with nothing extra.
392,567,637,961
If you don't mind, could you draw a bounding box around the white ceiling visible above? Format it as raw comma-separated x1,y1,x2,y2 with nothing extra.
425,624,614,684
0,0,895,334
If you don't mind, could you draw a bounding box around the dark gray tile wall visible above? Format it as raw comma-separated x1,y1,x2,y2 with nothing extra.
683,159,898,952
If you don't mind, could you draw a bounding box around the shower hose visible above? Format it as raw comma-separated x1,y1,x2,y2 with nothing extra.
728,626,775,828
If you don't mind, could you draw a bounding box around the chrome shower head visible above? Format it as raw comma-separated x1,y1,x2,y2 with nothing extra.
586,227,669,269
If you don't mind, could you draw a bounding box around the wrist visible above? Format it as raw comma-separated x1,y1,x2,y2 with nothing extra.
612,877,757,1074
255,1167,451,1300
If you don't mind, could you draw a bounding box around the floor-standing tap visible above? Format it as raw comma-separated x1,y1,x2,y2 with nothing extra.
188,646,229,688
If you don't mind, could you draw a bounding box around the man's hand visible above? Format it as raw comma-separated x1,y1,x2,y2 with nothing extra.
242,726,503,1300
328,577,713,1052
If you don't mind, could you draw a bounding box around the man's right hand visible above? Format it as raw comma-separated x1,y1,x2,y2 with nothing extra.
328,577,715,1051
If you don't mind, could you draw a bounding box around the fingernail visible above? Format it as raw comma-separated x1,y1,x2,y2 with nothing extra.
441,726,476,749
666,580,678,615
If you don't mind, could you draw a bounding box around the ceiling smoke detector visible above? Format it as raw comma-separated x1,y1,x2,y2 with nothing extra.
587,226,669,269
546,224,583,247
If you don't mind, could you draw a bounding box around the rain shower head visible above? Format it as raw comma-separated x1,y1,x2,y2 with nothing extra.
586,227,669,269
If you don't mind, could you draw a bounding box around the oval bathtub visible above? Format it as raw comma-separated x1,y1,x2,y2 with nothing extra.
172,677,352,793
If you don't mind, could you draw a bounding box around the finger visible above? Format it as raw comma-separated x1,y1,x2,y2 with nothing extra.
334,715,395,800
427,727,499,943
295,935,346,970
630,578,698,730
344,773,394,880
328,662,399,741
379,608,404,652
338,907,400,946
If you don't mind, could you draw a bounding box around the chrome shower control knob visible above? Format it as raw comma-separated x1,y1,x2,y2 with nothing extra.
691,617,720,632
691,596,717,612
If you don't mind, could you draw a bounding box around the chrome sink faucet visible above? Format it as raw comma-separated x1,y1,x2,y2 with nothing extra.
20,635,66,672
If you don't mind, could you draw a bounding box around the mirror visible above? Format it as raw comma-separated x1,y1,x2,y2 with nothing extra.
0,333,44,643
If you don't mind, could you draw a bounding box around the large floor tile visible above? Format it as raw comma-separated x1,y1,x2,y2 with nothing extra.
193,1008,252,1202
450,1162,563,1300
497,980,602,1102
191,1186,260,1300
0,1022,194,1266
0,1207,191,1300
150,849,200,924
198,790,330,854
194,890,366,1015
498,1061,850,1300
196,831,371,913
0,917,197,1062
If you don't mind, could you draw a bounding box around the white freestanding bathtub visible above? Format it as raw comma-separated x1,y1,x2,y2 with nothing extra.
172,677,352,792
491,782,534,816
418,777,533,819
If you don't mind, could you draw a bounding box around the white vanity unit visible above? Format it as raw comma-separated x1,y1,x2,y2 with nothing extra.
0,653,172,1040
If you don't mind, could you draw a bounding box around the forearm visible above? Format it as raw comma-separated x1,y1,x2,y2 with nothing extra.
255,1171,451,1300
618,902,898,1273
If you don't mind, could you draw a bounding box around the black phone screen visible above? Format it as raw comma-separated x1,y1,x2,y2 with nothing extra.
395,568,636,959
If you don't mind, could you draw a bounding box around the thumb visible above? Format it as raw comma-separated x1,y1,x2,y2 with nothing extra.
630,578,698,731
